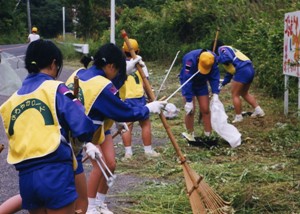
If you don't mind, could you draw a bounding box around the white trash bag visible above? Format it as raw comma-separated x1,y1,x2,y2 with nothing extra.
163,103,180,119
210,97,241,148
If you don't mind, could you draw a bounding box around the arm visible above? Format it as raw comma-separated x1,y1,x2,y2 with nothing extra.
222,72,233,86
180,59,195,102
93,83,150,122
208,62,221,94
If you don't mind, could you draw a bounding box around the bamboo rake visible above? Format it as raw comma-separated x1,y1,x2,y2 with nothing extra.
0,144,4,153
121,29,232,214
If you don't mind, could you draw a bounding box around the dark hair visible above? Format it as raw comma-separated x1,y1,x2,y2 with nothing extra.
81,43,127,82
25,39,63,75
210,39,224,55
124,50,139,58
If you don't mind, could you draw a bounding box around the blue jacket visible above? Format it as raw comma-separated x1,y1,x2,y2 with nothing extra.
179,49,220,102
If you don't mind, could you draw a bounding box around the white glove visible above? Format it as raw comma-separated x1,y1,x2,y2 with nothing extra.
126,55,142,75
84,142,101,160
218,83,223,91
212,94,219,102
115,122,129,133
139,59,145,67
146,101,167,114
184,102,193,115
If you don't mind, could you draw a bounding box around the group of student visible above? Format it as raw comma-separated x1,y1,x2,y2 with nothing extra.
0,37,265,214
0,39,165,214
180,40,265,141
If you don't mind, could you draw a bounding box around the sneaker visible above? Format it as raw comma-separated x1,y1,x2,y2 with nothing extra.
251,109,265,118
145,150,160,157
86,207,101,214
96,203,113,214
232,115,243,123
121,153,132,161
182,132,196,141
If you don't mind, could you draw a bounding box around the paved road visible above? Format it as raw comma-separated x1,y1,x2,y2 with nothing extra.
0,44,28,58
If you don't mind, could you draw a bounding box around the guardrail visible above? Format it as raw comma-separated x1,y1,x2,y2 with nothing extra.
73,43,89,55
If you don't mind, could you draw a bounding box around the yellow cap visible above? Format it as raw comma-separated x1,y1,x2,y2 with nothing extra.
122,39,139,52
198,52,214,74
32,27,38,32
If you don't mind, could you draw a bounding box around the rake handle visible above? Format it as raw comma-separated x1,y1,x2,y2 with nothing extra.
212,27,220,53
121,29,186,163
121,30,203,191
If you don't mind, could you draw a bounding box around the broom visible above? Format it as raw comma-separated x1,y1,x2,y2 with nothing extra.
121,29,232,214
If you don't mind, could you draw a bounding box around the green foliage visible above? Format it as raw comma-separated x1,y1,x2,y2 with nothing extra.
3,0,300,97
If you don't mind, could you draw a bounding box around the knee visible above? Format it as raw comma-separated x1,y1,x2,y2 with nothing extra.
106,160,116,172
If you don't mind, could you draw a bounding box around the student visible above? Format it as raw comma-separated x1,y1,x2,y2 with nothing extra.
27,27,40,43
119,38,160,160
0,39,99,214
214,40,265,123
65,43,166,214
179,49,220,141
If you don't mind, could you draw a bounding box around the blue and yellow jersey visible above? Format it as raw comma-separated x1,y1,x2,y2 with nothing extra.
217,46,253,85
218,45,251,74
66,66,150,144
179,49,220,102
0,80,62,164
0,73,94,172
119,71,144,100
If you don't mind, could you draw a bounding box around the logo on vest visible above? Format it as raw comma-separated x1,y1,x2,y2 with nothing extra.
9,98,54,135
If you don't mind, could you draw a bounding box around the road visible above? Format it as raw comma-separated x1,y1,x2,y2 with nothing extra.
0,44,154,213
0,44,28,58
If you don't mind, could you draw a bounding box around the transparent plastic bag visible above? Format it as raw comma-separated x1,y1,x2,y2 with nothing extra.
210,98,241,148
0,52,26,96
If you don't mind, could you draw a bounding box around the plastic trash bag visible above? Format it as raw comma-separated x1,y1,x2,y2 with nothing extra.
0,52,26,96
163,103,180,119
210,97,241,148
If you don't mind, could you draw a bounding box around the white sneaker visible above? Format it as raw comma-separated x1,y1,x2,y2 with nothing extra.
251,109,265,118
232,115,243,123
96,203,113,214
121,153,132,161
182,132,196,141
86,207,101,214
145,150,160,157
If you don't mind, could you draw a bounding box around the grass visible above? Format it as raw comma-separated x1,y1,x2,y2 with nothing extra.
63,58,300,213
111,61,300,214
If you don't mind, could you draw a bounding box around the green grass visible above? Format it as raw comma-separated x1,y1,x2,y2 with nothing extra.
62,57,299,213
112,61,300,214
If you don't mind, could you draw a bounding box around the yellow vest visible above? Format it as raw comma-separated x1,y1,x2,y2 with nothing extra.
66,69,111,144
0,81,67,165
222,46,250,75
119,71,144,100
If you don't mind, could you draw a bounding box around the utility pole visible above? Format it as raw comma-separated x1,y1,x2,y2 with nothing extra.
62,7,65,40
27,0,32,34
110,0,115,44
